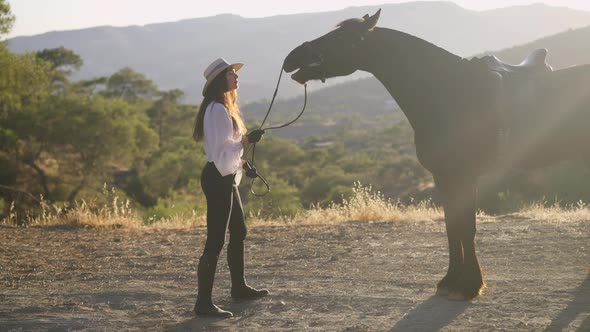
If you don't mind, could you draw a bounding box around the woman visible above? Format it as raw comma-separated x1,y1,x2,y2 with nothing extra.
192,58,268,318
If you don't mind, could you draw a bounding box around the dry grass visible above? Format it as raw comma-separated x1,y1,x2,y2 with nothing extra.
273,182,443,225
513,200,590,223
3,183,589,229
3,198,142,229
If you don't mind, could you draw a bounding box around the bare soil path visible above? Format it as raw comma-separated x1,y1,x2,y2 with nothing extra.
1,216,588,331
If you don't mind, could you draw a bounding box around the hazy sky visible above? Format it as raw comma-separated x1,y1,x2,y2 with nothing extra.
7,0,590,38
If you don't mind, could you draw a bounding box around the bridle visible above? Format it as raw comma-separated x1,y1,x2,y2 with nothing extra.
243,60,309,196
301,41,327,83
298,30,367,83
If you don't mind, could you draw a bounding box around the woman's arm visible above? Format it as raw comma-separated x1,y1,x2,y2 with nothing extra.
204,103,244,176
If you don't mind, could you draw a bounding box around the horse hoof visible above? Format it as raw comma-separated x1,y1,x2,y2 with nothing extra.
447,286,484,301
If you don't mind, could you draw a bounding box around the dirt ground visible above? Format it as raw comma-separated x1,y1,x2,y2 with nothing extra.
1,215,588,331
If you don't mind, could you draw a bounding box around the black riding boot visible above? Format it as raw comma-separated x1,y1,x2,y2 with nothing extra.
194,255,233,318
228,242,269,300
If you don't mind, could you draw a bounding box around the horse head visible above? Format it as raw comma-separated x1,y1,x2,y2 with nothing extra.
283,9,381,84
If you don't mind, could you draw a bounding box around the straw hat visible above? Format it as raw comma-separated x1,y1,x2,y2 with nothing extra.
202,58,244,96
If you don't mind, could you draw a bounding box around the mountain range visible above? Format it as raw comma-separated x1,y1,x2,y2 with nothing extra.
7,1,590,103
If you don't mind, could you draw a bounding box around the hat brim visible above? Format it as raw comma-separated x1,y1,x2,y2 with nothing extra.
202,63,244,96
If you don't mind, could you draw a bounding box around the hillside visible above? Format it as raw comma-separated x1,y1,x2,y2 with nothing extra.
7,2,590,102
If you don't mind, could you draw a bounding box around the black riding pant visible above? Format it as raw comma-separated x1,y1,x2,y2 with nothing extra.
200,162,247,261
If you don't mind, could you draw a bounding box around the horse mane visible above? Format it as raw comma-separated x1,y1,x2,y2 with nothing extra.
336,18,364,28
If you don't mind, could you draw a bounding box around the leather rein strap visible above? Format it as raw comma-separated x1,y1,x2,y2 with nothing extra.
244,65,308,197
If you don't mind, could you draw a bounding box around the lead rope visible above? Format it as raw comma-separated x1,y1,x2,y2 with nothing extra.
244,65,308,196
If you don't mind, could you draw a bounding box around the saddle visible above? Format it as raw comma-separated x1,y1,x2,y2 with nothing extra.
484,48,553,77
482,49,555,159
482,48,554,118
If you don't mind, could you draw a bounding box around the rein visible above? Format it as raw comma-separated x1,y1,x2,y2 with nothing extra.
243,65,308,196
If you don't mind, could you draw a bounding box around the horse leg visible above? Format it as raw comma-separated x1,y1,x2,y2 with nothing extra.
450,178,485,300
435,174,464,296
451,211,486,301
435,174,485,300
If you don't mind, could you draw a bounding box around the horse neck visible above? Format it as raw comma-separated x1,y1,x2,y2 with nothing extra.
361,28,463,128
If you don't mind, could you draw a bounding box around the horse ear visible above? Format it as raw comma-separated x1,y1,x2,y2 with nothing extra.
364,8,381,31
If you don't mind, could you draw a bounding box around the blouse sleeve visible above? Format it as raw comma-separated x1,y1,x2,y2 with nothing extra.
204,103,243,176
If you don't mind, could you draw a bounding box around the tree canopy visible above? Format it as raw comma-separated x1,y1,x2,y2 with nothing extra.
0,0,14,37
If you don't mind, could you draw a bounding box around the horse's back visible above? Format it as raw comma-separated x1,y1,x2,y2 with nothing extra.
535,64,590,117
541,64,590,92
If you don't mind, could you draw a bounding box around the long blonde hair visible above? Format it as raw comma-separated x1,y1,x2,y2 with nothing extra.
193,68,246,141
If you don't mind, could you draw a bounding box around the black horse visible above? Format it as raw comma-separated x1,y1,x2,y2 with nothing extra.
284,9,590,300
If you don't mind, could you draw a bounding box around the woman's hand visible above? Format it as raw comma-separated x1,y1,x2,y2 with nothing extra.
241,129,265,147
241,136,249,147
246,129,265,144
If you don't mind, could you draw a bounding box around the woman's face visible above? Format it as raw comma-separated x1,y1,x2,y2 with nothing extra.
226,68,239,91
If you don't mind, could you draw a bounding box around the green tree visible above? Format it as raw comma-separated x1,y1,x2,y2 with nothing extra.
71,77,108,96
28,94,158,202
1,46,159,211
146,89,193,148
301,165,357,206
103,67,157,101
141,137,204,198
36,47,83,83
0,0,15,37
0,46,52,214
140,136,207,219
35,47,82,71
241,173,303,218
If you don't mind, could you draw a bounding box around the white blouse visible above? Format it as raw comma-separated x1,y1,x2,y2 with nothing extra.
203,102,244,184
